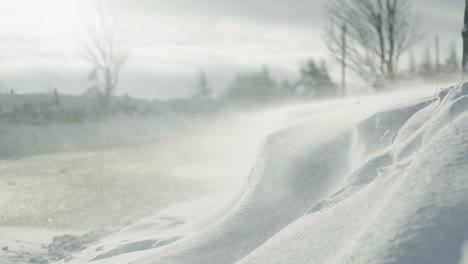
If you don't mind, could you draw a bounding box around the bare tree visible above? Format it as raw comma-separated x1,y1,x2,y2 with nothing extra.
81,7,130,108
325,0,422,89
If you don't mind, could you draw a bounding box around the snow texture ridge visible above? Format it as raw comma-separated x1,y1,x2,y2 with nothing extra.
62,83,468,264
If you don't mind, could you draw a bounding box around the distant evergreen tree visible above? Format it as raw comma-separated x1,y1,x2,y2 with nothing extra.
224,66,278,104
193,71,212,100
298,59,337,98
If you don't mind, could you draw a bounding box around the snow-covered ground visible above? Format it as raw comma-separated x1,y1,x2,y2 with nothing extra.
2,83,468,264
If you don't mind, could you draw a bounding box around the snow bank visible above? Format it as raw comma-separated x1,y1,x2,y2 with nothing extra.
62,83,467,264
237,84,468,264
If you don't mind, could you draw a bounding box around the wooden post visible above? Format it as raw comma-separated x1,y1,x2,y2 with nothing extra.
341,24,347,95
435,35,440,74
462,0,468,76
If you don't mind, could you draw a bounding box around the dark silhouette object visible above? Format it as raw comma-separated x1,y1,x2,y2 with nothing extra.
435,35,440,74
462,0,468,75
53,89,60,106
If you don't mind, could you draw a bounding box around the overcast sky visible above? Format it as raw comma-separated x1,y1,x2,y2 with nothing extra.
0,0,464,99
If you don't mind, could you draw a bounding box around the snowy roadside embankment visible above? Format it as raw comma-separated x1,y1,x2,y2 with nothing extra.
0,106,291,263
236,84,468,264
42,82,468,264
3,83,466,264
121,83,468,264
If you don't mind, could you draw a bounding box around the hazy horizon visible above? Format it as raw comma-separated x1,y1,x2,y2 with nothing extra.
0,0,464,99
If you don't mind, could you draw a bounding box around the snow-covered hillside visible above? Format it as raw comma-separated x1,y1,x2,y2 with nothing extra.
4,83,468,264
116,84,465,264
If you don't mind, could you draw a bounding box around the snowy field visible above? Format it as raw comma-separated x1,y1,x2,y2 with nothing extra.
2,83,468,264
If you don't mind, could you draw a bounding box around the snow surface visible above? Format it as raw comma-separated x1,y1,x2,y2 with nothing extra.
5,83,468,264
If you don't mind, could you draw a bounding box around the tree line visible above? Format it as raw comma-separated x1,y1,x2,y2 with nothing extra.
194,0,464,103
325,0,467,91
46,1,468,104
1,0,465,125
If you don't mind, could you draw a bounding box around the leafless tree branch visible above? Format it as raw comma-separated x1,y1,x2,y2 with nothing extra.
80,6,130,107
325,0,422,89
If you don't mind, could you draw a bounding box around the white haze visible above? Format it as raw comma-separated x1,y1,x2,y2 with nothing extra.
2,81,465,264
0,0,463,98
0,84,435,231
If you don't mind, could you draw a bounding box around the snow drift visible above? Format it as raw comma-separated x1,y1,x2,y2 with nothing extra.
62,83,468,264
